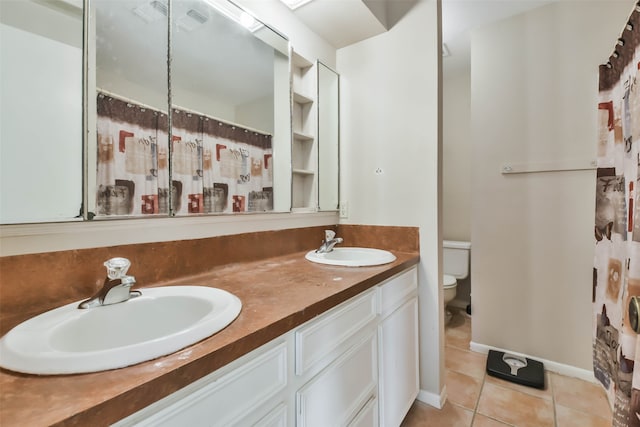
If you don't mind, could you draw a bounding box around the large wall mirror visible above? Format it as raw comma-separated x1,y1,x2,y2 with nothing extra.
0,0,83,224
93,0,170,217
0,0,339,224
317,62,339,211
91,0,291,218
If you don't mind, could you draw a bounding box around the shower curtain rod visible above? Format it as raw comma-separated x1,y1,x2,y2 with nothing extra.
603,1,639,69
96,88,272,137
97,88,168,115
172,104,273,137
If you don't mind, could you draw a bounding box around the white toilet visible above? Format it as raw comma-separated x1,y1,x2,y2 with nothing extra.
443,240,471,324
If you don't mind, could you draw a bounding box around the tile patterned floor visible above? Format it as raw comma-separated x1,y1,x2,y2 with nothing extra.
401,310,612,427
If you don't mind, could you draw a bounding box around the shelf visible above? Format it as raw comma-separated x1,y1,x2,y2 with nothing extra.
293,91,314,105
292,52,313,69
293,131,314,142
292,169,315,176
291,49,317,212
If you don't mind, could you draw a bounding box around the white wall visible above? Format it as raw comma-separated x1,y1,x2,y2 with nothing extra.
442,67,471,306
236,95,274,133
470,0,633,371
337,0,443,405
442,68,471,242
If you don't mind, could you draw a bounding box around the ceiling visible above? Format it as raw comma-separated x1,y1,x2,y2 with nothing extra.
286,0,556,71
290,0,389,48
285,0,423,48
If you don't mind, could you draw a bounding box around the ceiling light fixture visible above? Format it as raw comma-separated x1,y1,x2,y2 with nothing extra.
202,0,263,32
279,0,314,11
176,8,209,32
132,0,168,23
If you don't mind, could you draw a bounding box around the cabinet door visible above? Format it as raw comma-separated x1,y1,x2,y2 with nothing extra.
378,268,418,318
295,289,377,377
253,404,288,427
349,398,378,427
378,298,419,427
119,343,288,427
296,333,377,427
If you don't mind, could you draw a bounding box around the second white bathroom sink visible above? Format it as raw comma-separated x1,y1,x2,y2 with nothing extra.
305,247,396,267
0,286,242,375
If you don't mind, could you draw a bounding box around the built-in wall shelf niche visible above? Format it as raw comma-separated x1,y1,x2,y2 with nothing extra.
292,169,315,175
291,51,318,212
293,130,314,141
293,92,314,105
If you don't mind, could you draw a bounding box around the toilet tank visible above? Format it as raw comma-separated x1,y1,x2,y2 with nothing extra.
443,240,471,279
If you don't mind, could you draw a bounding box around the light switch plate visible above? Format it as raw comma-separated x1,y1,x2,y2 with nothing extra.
339,201,348,218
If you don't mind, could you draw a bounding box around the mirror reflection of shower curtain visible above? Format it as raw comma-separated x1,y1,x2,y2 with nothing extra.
171,109,204,215
95,92,168,216
96,92,273,217
593,5,640,426
171,111,274,215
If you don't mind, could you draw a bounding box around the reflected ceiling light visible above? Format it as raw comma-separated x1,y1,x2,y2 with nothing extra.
202,0,263,32
279,0,314,10
239,12,256,29
133,0,168,23
176,8,209,32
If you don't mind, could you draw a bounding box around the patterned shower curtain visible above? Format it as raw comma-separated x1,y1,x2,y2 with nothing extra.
593,4,640,426
96,92,273,217
96,92,169,216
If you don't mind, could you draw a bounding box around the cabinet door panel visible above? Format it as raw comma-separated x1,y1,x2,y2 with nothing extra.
130,343,287,427
349,397,378,427
254,403,288,427
297,333,377,427
295,289,376,376
378,298,419,427
378,268,418,318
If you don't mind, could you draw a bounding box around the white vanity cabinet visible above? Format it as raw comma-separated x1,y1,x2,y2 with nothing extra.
377,268,420,427
115,266,418,427
294,290,378,426
113,339,291,427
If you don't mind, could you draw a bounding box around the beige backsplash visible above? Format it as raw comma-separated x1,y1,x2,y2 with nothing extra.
0,224,418,336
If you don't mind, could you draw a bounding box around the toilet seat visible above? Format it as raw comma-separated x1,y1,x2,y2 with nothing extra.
443,274,457,289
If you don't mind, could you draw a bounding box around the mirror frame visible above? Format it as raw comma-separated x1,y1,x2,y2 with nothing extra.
316,60,340,212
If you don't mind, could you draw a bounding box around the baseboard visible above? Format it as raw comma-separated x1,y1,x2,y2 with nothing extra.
469,341,597,384
416,385,447,409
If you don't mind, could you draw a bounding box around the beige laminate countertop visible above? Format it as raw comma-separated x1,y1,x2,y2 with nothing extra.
0,250,419,426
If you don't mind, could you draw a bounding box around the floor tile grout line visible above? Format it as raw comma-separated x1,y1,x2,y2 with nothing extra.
483,376,554,401
451,311,538,427
472,374,519,427
549,373,557,427
468,371,486,426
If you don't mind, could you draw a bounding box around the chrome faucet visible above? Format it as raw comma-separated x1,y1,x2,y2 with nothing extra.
316,230,343,253
78,257,141,309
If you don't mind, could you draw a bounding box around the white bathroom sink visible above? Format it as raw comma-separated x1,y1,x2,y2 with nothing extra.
305,247,396,267
0,286,242,375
